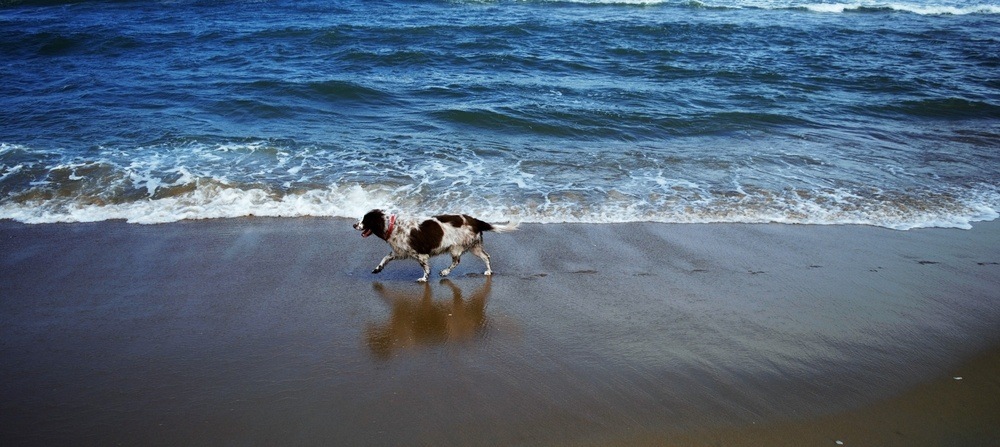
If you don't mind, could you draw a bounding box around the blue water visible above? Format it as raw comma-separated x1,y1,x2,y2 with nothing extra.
2,0,999,228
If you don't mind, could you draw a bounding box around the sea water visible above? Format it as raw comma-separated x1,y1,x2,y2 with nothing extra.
1,0,998,228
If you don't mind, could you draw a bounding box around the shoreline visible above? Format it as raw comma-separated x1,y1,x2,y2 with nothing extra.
2,218,999,445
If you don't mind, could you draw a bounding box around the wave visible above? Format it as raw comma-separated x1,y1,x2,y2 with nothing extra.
796,2,1000,14
530,0,1000,14
227,79,400,105
3,139,998,229
0,29,145,58
876,98,1000,120
535,0,670,4
1,173,996,230
430,96,815,138
432,107,590,137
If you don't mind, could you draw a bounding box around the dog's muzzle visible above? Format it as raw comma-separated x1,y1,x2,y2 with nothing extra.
353,222,372,238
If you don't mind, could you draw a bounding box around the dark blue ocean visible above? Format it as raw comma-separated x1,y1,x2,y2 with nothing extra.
2,0,999,228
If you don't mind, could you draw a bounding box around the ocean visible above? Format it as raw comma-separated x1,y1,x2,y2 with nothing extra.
1,0,998,228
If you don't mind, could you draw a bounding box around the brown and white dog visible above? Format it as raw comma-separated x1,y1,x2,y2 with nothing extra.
353,209,517,282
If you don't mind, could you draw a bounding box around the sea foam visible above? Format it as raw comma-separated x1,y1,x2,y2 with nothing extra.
800,2,1000,14
1,178,997,230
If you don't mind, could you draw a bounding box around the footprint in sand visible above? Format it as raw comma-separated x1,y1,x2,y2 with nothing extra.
521,273,549,280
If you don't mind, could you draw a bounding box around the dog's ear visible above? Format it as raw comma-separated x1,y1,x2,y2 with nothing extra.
362,209,387,239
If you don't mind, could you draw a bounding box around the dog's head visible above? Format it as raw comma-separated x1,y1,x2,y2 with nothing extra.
353,209,387,239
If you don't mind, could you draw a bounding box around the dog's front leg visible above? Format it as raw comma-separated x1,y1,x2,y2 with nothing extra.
373,253,396,274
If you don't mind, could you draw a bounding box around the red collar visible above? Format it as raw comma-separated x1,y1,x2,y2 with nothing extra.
384,214,396,240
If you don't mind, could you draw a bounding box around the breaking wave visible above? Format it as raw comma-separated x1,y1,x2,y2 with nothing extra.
1,140,997,229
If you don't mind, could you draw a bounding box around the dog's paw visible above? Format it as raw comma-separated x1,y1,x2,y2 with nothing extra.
372,266,383,274
416,277,428,283
483,270,493,276
440,269,451,277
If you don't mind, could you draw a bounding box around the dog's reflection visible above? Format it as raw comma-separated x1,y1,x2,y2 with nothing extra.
366,278,491,359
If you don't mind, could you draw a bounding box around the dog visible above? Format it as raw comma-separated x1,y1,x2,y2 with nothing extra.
353,209,517,282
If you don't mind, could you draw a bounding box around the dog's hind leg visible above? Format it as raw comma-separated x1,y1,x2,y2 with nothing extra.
416,254,431,282
470,245,492,276
440,249,463,277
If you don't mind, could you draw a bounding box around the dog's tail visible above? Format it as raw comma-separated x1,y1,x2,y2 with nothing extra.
487,220,520,233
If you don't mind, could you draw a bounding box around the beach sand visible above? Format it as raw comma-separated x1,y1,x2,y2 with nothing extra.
1,218,999,446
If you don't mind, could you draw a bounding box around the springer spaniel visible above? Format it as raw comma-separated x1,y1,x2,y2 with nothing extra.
353,209,517,282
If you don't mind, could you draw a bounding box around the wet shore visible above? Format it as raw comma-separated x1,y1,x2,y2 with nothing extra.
2,218,998,446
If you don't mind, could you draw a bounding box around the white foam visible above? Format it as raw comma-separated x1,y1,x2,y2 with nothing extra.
674,0,1000,14
0,164,23,183
0,143,22,156
538,0,669,4
802,2,853,12
2,180,996,230
2,139,998,230
0,183,375,224
799,2,1000,14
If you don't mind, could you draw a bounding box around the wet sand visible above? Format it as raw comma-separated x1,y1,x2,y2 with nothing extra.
1,218,999,446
